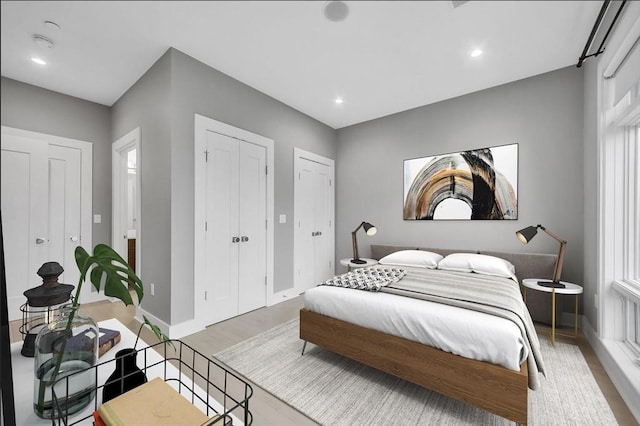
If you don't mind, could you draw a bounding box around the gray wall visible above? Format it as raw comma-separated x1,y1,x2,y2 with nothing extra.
168,49,336,323
111,48,337,325
336,66,585,291
0,77,112,247
111,51,174,324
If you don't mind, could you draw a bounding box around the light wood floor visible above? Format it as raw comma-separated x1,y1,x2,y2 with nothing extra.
9,297,637,425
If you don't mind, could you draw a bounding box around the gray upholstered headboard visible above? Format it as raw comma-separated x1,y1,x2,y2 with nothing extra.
370,244,557,282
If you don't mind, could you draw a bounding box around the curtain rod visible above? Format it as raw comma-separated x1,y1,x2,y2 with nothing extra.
577,0,627,68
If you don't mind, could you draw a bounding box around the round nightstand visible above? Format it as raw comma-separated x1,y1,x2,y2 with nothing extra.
522,278,583,346
340,258,377,272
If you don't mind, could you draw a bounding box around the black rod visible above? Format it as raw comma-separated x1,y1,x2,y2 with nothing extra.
594,1,627,59
577,0,610,68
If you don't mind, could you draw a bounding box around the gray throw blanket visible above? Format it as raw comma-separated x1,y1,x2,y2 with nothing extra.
379,266,546,390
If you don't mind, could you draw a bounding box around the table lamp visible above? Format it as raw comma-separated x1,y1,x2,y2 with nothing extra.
351,221,377,264
516,224,567,288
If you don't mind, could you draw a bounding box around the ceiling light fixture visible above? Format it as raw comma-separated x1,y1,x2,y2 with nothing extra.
471,49,483,57
44,20,61,31
324,1,349,22
33,34,54,49
335,98,344,105
31,57,47,65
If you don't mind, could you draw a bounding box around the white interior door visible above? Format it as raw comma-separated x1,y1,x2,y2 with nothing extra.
294,149,335,294
47,145,82,288
204,131,240,324
194,114,274,327
1,127,92,320
312,162,333,284
112,129,140,272
238,141,267,314
1,135,48,320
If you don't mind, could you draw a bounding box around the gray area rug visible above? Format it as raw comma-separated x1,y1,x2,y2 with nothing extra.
214,319,617,425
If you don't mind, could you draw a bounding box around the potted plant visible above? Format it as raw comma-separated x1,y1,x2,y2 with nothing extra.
34,244,170,419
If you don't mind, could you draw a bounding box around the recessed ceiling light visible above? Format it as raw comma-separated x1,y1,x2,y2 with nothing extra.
33,34,54,49
471,49,483,58
31,57,47,65
324,1,349,22
335,98,344,105
44,20,61,31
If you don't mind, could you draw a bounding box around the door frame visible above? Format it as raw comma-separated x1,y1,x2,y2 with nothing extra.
112,128,141,275
194,114,274,326
1,126,94,302
293,148,335,294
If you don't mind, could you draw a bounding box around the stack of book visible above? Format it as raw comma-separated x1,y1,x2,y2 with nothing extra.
95,377,229,426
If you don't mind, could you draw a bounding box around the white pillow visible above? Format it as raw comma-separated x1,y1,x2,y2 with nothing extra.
378,250,443,269
437,253,516,280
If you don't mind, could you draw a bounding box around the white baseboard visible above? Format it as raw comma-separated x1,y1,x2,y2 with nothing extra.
582,319,640,423
268,288,301,306
136,307,204,340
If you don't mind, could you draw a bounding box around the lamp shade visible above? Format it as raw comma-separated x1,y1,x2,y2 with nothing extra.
351,221,377,264
515,224,567,288
515,225,538,244
363,222,377,236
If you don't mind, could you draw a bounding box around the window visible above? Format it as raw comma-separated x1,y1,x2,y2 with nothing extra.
600,68,640,362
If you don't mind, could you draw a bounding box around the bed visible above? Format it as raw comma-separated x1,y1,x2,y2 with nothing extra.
299,244,557,425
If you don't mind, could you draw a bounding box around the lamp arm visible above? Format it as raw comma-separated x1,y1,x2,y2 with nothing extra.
540,226,566,245
352,222,365,234
552,240,567,283
352,231,360,261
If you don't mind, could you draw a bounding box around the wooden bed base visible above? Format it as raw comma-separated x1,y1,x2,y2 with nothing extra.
300,308,529,425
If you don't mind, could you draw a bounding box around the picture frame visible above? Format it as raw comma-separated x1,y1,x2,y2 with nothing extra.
403,143,518,220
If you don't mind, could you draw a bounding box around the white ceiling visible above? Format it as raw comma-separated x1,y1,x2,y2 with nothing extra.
1,1,602,129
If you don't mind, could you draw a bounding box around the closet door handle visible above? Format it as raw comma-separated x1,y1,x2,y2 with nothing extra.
316,231,322,236
241,236,249,242
232,237,240,243
311,232,317,237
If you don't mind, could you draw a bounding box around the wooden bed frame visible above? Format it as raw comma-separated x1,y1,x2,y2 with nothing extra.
299,245,558,425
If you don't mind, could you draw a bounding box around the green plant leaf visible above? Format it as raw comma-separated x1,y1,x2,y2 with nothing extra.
142,315,174,350
75,244,143,306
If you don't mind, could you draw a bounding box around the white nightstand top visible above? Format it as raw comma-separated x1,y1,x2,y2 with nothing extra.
522,278,583,295
340,258,378,268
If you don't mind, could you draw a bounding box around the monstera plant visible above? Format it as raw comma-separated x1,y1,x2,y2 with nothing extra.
34,244,171,419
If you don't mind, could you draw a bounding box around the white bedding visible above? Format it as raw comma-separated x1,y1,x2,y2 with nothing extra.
304,276,528,371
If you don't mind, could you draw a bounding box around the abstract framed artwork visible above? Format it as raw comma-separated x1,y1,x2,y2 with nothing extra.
403,143,518,220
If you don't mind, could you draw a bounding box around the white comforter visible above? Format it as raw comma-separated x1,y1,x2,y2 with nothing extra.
304,274,528,371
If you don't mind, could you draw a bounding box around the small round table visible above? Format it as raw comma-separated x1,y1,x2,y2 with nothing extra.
340,258,377,272
522,278,583,346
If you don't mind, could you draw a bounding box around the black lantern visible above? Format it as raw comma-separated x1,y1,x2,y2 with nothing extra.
19,262,74,357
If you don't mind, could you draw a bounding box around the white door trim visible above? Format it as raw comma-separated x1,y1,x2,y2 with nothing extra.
293,147,335,294
194,114,274,326
1,126,93,301
112,128,141,275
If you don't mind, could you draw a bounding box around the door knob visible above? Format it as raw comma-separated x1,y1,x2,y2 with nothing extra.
36,238,46,244
232,237,240,243
69,236,79,242
241,236,249,242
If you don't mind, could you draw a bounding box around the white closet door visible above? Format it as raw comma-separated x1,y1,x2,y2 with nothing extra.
296,162,318,292
47,145,82,288
238,142,267,314
1,136,48,320
312,162,333,284
204,131,240,324
295,157,334,292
